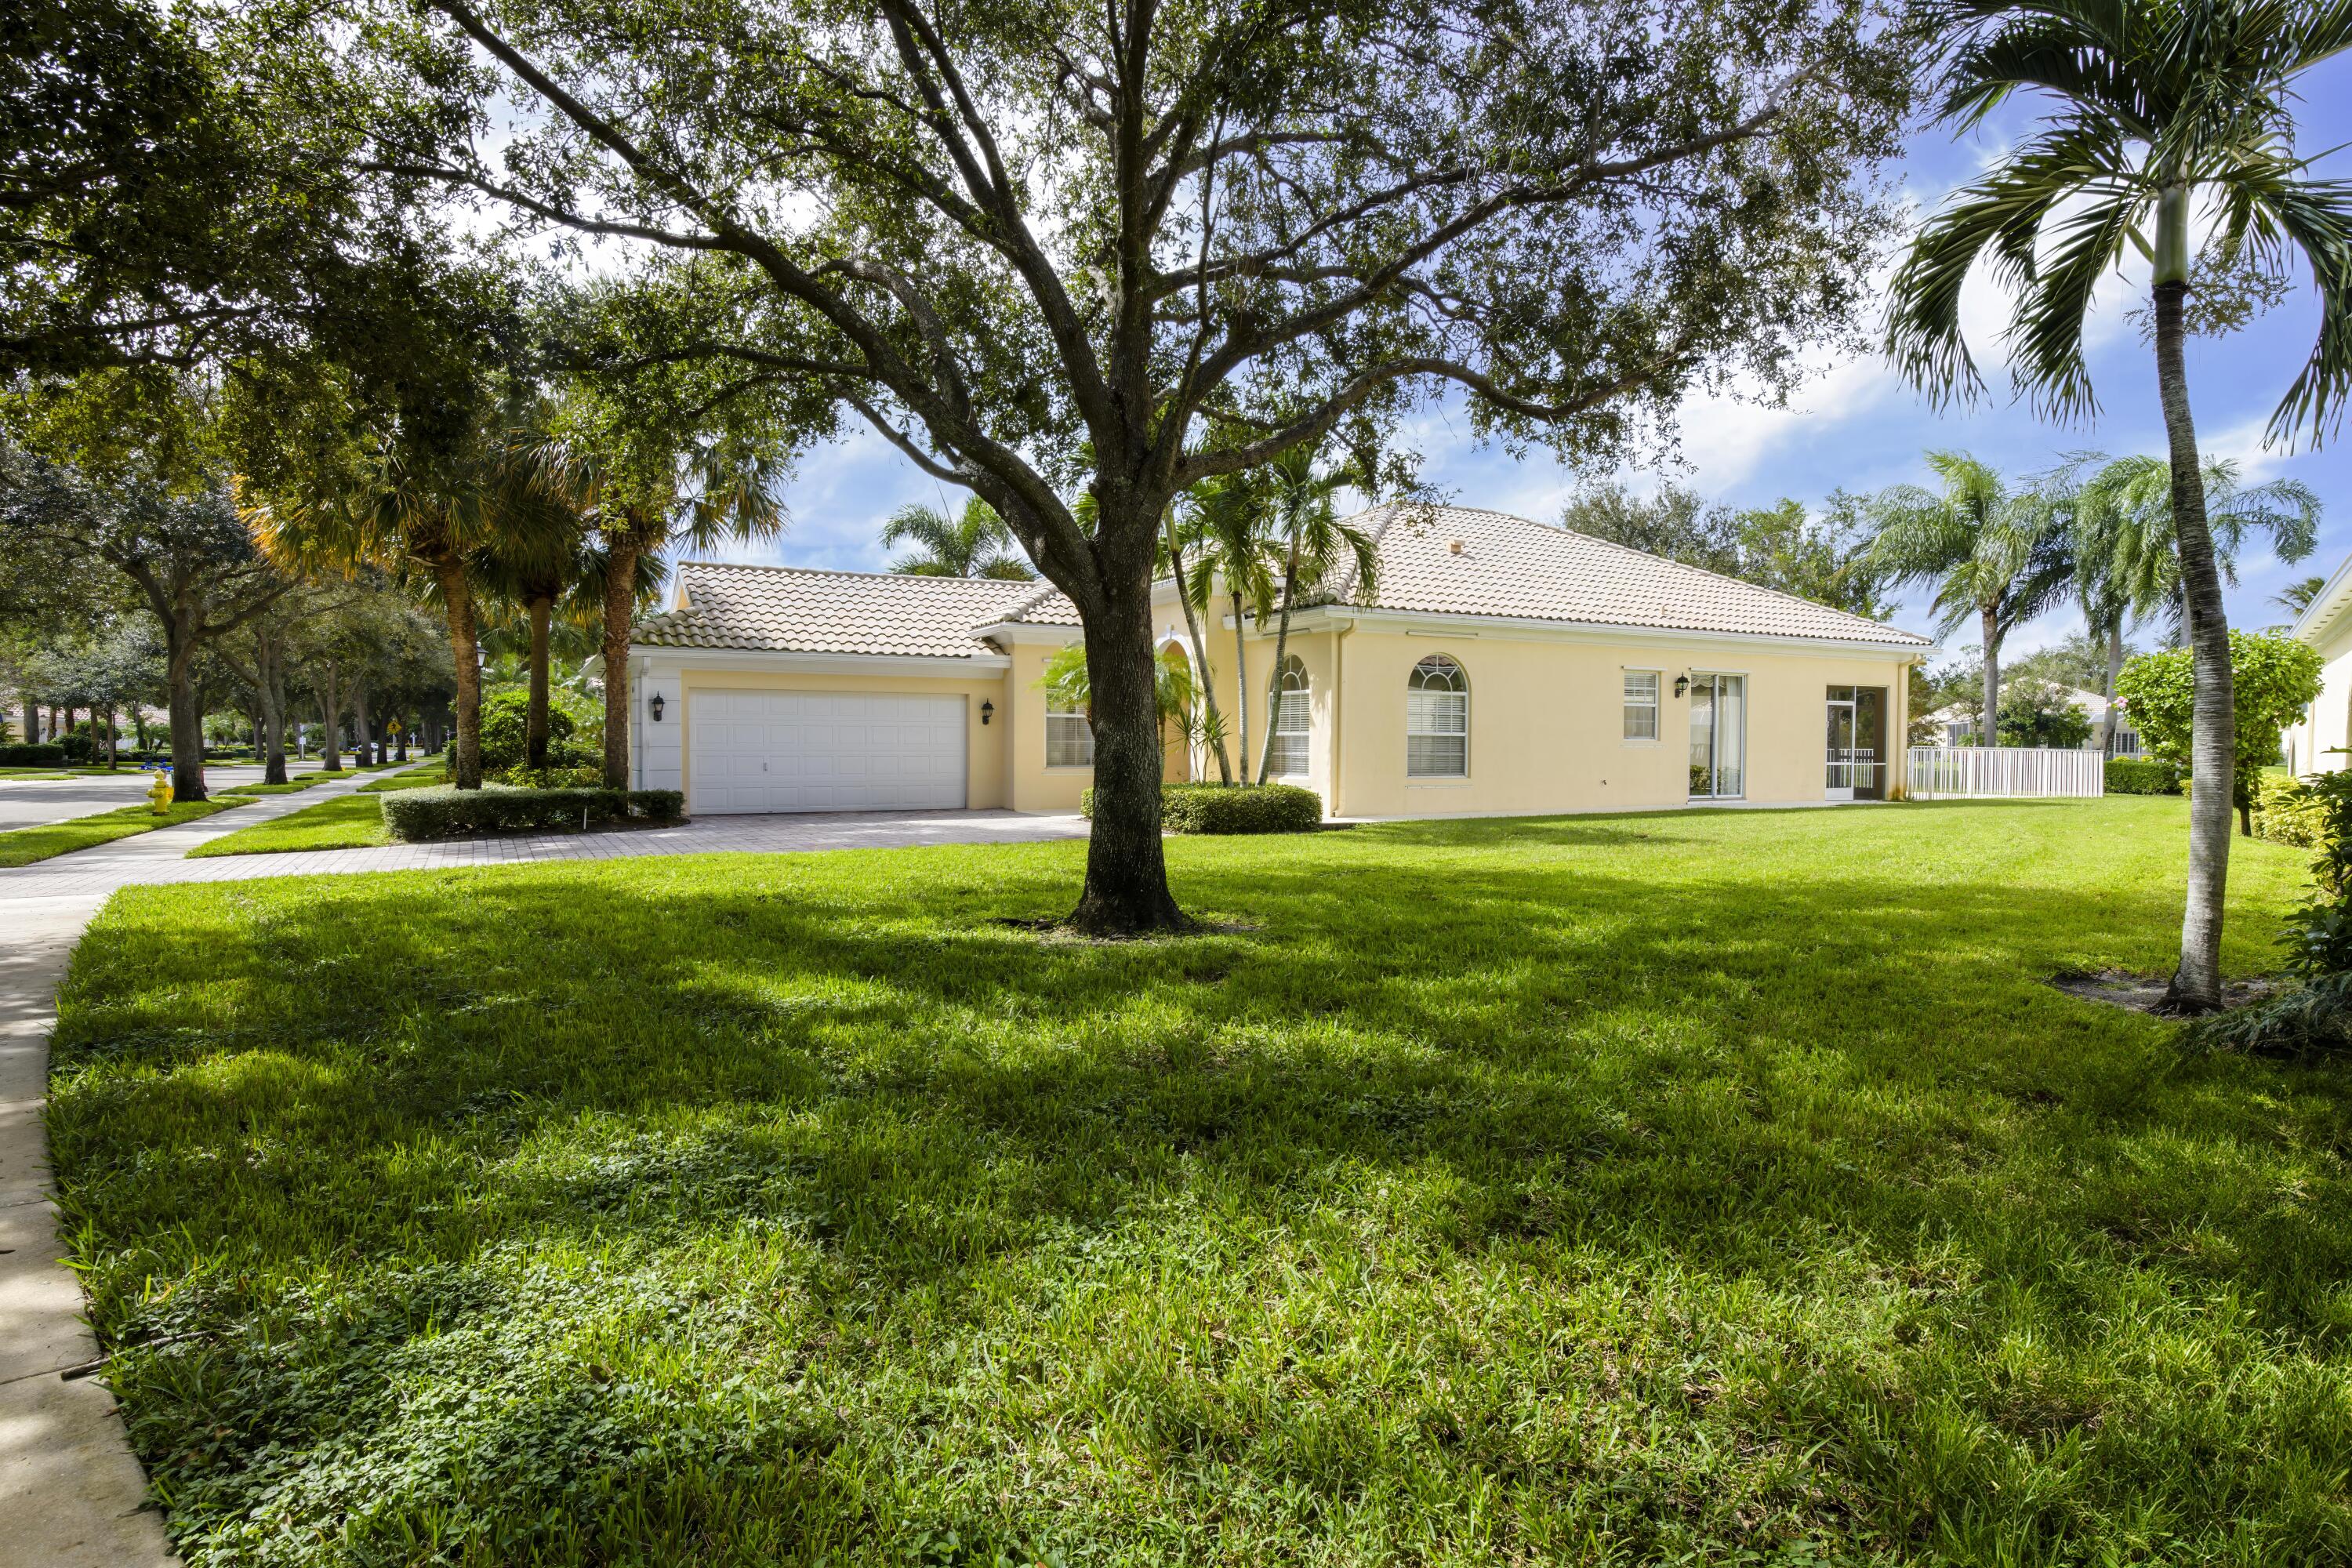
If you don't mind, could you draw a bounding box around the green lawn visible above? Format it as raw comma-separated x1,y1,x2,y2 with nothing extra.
186,769,444,857
0,766,74,779
0,797,249,867
49,799,2352,1564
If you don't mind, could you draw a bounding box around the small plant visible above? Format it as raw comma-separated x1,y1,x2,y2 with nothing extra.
2188,771,2352,1055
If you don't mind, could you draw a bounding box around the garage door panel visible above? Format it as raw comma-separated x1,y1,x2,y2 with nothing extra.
688,690,967,813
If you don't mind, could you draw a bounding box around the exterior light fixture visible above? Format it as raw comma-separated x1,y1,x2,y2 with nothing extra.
649,692,666,722
980,700,995,725
1673,674,1690,698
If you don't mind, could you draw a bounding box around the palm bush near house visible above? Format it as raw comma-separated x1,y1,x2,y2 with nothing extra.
1081,782,1323,833
47,801,2352,1563
2104,757,2180,796
478,688,601,782
2197,772,2352,1057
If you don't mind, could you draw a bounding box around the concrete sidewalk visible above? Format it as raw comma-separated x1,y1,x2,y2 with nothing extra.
0,772,390,1566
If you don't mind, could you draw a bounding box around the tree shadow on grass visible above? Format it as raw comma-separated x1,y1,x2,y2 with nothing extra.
43,833,2352,1563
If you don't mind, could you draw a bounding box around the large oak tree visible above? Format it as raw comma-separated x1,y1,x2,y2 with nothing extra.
355,0,1909,931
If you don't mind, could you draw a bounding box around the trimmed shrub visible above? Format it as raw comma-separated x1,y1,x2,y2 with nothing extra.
1080,782,1323,834
380,785,685,841
2104,757,2180,795
2252,773,2331,848
490,764,602,788
0,742,67,766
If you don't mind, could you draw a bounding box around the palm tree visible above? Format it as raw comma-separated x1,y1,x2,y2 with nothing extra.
475,451,597,770
2070,452,2318,749
1183,473,1276,781
518,423,788,789
1886,0,2352,1011
880,499,1033,579
249,422,504,788
1866,452,2074,739
2276,574,2328,618
1157,493,1234,784
1247,446,1380,785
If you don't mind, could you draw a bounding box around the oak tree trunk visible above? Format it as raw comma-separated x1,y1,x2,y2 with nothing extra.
2154,278,2233,1014
601,539,641,789
1065,564,1188,934
318,663,342,771
165,618,206,801
351,684,375,768
527,593,554,769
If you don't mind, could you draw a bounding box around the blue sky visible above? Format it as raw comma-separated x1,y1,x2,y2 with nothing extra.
711,66,2352,667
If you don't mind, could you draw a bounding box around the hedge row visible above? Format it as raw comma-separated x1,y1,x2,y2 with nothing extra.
1081,782,1324,834
0,742,66,765
380,786,685,841
2104,757,2180,796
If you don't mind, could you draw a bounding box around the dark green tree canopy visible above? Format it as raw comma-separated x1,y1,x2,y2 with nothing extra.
352,0,1910,584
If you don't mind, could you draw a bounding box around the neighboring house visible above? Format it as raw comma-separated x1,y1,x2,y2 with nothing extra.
620,503,1933,818
2286,551,2352,775
1926,685,2143,756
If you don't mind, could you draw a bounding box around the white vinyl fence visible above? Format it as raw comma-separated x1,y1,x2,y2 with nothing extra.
1906,746,2104,800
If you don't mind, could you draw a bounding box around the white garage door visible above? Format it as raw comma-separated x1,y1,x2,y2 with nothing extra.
689,690,967,813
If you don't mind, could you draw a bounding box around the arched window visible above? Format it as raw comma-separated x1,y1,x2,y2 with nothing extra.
1406,655,1468,777
1269,655,1311,776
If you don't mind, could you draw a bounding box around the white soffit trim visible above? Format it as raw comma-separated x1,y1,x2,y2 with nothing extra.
638,647,1011,677
2292,550,2352,645
969,621,1087,646
1294,606,1930,660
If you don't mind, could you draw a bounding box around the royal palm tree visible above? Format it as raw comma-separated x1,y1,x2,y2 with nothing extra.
880,499,1033,579
1247,446,1380,785
1866,452,2074,738
1886,0,2352,1011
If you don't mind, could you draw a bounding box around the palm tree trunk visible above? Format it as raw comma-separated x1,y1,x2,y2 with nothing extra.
600,538,640,790
1980,605,2002,744
2101,620,2124,756
2154,274,2233,1013
1163,526,1232,784
434,559,485,790
526,593,553,769
1254,543,1302,785
1229,586,1250,781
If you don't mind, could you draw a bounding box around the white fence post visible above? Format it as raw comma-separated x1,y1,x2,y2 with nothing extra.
1904,746,2104,800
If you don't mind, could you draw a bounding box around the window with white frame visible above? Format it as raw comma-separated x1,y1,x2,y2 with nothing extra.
1045,699,1093,768
1406,654,1468,777
1269,655,1311,775
1623,670,1661,741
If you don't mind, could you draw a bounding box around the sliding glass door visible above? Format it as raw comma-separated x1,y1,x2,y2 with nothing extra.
1688,673,1745,799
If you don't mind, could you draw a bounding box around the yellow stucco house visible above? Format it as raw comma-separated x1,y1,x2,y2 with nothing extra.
622,503,1933,818
2285,551,2352,776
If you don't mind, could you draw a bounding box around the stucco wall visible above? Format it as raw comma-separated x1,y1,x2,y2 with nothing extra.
1312,628,1913,818
2287,619,2352,776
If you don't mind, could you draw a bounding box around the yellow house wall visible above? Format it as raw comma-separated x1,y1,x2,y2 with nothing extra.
1312,628,1915,818
1001,641,1094,812
2288,619,2352,775
674,666,1010,811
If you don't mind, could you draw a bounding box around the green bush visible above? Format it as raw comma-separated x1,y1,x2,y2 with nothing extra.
490,764,602,788
477,691,600,774
2104,757,2180,796
2252,773,2331,848
379,785,684,841
1080,782,1323,834
0,742,66,765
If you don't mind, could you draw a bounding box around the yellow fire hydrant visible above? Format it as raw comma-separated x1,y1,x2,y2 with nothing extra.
147,771,174,815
